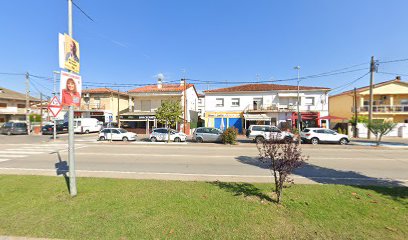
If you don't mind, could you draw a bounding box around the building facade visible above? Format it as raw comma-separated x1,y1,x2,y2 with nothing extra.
122,79,199,134
0,86,40,123
204,84,330,133
329,77,408,123
80,88,130,123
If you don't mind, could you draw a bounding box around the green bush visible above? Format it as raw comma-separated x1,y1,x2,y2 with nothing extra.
222,127,237,144
337,127,343,134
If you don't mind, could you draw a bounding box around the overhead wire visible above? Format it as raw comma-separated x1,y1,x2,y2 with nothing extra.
329,72,370,94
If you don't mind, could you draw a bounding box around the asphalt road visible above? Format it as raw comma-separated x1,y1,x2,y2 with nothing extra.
0,134,407,186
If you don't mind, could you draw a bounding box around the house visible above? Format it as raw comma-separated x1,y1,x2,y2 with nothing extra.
79,88,130,123
329,77,408,123
203,83,330,133
123,79,199,134
0,86,40,123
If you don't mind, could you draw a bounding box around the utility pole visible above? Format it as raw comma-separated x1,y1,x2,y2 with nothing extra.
53,71,59,141
353,87,358,138
294,66,301,144
117,89,120,128
183,79,187,134
40,93,43,132
67,0,77,197
368,56,375,139
25,72,30,135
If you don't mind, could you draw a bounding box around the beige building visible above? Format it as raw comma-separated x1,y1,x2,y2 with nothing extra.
0,86,40,123
329,77,408,123
81,88,130,123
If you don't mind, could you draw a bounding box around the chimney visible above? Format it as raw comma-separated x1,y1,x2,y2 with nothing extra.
157,77,163,89
180,78,185,87
396,76,401,81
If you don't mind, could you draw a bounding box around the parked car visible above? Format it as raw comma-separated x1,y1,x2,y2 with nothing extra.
98,128,137,141
193,127,223,143
73,118,101,134
0,122,28,135
41,122,68,135
246,125,294,143
150,128,187,142
300,128,349,145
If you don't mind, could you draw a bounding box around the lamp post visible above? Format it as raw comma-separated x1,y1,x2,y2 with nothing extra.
294,66,301,144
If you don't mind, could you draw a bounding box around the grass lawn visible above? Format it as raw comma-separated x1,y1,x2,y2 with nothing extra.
0,175,407,239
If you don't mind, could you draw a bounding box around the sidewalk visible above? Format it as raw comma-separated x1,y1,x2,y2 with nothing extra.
350,136,408,148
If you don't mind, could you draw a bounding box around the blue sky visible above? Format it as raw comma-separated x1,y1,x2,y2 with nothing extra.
1,0,408,98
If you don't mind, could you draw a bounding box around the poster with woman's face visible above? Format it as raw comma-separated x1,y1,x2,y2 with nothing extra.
60,71,82,107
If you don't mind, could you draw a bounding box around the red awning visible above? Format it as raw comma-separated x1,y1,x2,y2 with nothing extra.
317,115,347,120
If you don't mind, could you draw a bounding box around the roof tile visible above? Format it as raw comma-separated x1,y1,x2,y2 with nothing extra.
204,83,330,93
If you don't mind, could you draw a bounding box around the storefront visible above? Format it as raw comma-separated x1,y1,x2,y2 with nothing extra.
119,113,158,134
291,112,320,129
73,110,113,123
205,112,243,133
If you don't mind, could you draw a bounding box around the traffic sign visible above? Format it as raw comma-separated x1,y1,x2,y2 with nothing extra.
48,96,62,117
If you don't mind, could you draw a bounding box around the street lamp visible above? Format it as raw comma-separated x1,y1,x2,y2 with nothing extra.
294,66,301,144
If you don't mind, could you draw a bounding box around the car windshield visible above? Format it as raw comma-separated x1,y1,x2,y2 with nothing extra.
118,129,127,133
302,129,310,132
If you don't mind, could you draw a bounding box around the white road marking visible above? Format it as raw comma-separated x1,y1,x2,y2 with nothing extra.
0,151,45,154
0,154,27,158
0,159,10,162
0,167,407,183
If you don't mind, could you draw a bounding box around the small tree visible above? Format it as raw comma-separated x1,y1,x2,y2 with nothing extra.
257,138,307,203
221,127,237,144
365,120,397,146
155,100,183,143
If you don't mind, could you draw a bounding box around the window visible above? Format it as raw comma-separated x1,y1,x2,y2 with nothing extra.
0,103,7,108
231,98,240,107
15,123,26,128
305,97,315,106
198,98,202,105
141,100,151,111
198,109,202,114
401,99,408,105
17,104,25,108
196,128,204,133
210,128,221,134
216,98,224,107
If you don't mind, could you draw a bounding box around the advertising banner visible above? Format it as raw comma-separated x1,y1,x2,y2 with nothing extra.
60,71,82,107
59,33,80,73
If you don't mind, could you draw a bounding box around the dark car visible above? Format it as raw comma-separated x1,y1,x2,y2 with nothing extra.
41,122,68,135
0,122,28,135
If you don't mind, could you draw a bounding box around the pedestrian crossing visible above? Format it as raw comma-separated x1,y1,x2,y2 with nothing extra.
0,143,85,163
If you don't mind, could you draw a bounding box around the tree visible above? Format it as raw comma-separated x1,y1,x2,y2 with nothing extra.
155,100,183,143
257,138,307,203
221,127,237,144
365,120,397,146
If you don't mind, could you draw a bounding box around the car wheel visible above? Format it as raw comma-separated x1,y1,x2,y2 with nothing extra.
7,131,11,136
284,137,292,144
311,138,319,145
196,137,203,143
85,130,90,134
122,137,128,142
150,137,157,142
99,136,105,141
174,137,181,142
255,136,264,144
339,138,348,145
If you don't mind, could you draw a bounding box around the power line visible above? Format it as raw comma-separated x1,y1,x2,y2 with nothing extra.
377,71,408,77
0,72,25,76
72,0,95,22
329,72,370,94
378,58,408,64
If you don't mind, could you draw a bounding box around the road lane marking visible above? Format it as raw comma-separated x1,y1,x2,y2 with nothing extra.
0,167,407,183
0,151,45,154
0,159,10,162
0,155,27,158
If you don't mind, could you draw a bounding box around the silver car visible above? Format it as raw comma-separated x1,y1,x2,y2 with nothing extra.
193,127,223,143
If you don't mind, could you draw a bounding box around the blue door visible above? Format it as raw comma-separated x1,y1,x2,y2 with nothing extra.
214,118,227,130
228,118,243,133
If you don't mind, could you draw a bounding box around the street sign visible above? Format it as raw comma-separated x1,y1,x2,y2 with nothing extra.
48,96,62,117
108,115,113,123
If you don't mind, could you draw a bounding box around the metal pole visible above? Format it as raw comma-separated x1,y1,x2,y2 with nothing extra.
67,0,77,197
40,93,43,133
117,89,120,128
183,79,187,134
295,66,301,144
368,56,375,139
353,88,358,138
25,72,31,135
53,71,59,141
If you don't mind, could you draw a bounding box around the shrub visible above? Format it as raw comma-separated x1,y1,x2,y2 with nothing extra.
222,127,237,144
337,127,343,134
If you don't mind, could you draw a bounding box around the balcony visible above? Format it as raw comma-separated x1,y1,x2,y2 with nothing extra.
80,103,105,110
356,105,408,113
244,103,296,113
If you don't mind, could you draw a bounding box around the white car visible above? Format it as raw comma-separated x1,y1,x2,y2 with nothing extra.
246,125,294,143
98,128,137,141
300,128,349,145
150,128,187,142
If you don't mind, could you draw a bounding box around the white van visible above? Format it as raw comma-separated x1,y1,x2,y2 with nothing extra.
73,118,101,134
